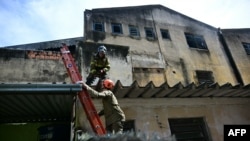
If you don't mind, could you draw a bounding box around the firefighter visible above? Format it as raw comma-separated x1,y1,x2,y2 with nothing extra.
81,79,126,134
86,45,110,85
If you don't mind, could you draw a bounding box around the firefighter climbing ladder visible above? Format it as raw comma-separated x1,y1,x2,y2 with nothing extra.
60,44,106,135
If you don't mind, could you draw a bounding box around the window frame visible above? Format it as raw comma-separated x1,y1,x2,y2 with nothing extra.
144,27,155,39
185,33,208,50
196,70,214,85
160,29,171,40
129,25,140,37
169,117,211,141
242,42,250,55
123,120,136,132
111,23,123,34
93,21,104,32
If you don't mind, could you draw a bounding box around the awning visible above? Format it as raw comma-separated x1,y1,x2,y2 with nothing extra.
0,83,82,94
0,83,82,123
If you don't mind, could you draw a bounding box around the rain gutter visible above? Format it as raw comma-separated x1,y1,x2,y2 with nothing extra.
0,84,82,95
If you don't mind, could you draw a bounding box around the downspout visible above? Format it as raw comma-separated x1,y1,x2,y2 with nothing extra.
151,9,168,82
217,28,244,85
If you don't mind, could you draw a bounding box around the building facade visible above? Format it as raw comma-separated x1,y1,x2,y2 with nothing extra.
84,5,241,87
82,5,250,141
0,4,250,141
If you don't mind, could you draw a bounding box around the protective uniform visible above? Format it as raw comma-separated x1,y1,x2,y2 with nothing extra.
86,45,110,85
89,53,110,74
84,82,125,134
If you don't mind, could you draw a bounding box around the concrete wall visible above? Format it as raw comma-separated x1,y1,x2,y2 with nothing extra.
84,5,238,87
72,98,250,141
77,42,133,86
0,49,69,83
0,41,132,85
222,29,250,85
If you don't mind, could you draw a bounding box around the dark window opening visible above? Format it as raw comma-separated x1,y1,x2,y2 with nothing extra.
196,70,214,85
123,120,135,133
185,33,208,50
112,23,123,34
145,27,155,38
93,22,104,32
242,42,250,55
161,29,171,40
129,25,140,37
169,117,211,141
133,68,164,73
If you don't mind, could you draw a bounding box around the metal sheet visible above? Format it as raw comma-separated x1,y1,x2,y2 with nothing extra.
0,83,81,123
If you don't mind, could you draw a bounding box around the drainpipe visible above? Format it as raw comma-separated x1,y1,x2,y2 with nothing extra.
217,28,244,85
151,9,168,82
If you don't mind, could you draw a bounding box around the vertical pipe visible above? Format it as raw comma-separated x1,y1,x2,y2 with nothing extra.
218,28,244,85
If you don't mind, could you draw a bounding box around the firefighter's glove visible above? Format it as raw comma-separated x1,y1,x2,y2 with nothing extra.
99,69,105,74
99,69,104,73
100,68,108,73
80,82,88,89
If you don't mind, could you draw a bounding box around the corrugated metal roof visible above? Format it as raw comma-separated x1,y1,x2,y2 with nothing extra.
112,81,250,98
0,83,82,123
0,81,249,123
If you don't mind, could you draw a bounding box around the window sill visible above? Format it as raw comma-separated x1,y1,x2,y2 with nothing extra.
146,37,157,41
129,35,141,40
189,47,209,51
111,33,123,36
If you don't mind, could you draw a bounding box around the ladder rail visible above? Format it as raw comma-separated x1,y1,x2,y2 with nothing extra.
60,44,106,135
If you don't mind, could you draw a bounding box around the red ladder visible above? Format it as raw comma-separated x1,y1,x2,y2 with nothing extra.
60,44,106,135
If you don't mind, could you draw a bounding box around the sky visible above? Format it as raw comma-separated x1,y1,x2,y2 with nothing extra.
0,0,249,47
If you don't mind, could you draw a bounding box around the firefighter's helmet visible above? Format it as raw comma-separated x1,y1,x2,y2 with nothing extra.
98,45,107,54
103,79,114,89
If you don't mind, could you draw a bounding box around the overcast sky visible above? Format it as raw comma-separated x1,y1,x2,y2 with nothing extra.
0,0,249,47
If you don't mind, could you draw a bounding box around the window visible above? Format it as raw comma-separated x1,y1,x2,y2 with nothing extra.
185,33,208,49
129,25,140,37
196,70,214,85
169,117,211,141
160,29,171,40
93,22,104,32
145,27,155,38
123,120,135,132
242,42,250,55
111,23,123,34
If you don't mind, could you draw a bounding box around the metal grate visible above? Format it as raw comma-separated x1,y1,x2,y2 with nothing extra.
169,117,211,141
196,70,214,85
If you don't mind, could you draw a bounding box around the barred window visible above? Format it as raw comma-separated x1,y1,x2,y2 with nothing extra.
169,117,211,141
129,25,140,37
196,70,214,85
123,120,135,132
145,27,155,38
